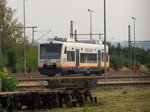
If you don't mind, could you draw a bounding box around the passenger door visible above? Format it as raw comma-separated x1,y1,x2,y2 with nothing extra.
76,49,80,67
98,50,101,67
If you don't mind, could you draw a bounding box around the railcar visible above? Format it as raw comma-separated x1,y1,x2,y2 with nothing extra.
38,37,109,76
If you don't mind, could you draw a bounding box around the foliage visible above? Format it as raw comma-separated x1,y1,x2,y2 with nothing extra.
7,51,17,68
0,0,24,53
0,0,38,73
110,55,123,70
26,44,38,72
0,72,18,91
146,63,150,70
109,42,150,71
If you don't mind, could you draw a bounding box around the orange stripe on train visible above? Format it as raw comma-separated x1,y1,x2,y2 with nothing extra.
38,66,109,68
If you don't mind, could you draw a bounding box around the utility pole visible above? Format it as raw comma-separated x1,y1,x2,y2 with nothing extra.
74,30,77,41
128,25,131,48
132,17,136,73
32,27,35,43
70,20,73,38
0,28,2,68
104,0,107,82
30,26,37,43
23,0,27,75
99,33,103,40
128,25,132,67
88,9,93,40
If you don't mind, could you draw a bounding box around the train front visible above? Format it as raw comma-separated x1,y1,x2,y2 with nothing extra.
38,43,62,76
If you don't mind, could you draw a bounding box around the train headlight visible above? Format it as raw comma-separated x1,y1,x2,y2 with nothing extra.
43,64,47,69
43,81,49,86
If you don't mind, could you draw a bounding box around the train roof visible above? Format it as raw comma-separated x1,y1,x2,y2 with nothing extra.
42,37,106,46
40,38,108,51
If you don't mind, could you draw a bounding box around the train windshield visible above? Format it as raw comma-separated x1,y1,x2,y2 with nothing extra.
40,44,62,59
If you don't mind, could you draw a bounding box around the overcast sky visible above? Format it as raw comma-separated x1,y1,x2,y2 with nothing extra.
7,0,150,43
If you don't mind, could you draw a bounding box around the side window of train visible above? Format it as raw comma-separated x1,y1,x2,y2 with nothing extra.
80,53,97,63
67,51,75,61
64,47,67,54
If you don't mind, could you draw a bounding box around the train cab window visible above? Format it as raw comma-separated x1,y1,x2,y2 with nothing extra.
80,53,97,63
40,44,62,59
67,51,75,61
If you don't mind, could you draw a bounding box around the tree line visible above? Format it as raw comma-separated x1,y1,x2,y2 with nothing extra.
109,42,150,71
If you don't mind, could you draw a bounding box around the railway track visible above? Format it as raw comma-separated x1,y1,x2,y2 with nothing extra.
98,81,150,88
14,75,150,91
7,73,150,91
13,74,150,81
1,73,150,111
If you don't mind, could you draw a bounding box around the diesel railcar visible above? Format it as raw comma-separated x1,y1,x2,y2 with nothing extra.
38,38,109,76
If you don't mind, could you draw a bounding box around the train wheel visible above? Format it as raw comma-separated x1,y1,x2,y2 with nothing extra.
6,98,11,107
7,98,15,111
0,103,5,111
84,71,91,76
14,99,22,109
37,98,43,109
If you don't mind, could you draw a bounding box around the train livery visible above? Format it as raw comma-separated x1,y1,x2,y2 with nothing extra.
38,38,109,76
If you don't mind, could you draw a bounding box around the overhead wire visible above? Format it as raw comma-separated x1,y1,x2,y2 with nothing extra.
130,26,150,41
73,21,101,33
33,30,51,44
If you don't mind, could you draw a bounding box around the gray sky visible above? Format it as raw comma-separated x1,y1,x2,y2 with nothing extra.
7,0,150,43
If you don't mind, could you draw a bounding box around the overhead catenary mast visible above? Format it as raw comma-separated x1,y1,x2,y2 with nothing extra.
104,0,107,82
70,20,73,38
128,25,132,67
0,28,2,67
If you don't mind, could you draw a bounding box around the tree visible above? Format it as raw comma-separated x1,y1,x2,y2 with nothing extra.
116,43,122,56
7,51,17,72
0,0,24,54
110,55,123,70
0,0,24,71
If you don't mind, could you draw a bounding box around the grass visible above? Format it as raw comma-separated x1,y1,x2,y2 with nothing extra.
48,87,150,112
119,66,132,72
139,65,149,72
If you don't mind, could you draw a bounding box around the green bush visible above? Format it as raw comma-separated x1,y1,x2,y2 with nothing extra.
7,51,17,68
7,51,18,73
110,55,123,70
0,72,18,92
26,45,38,72
15,63,24,73
122,57,132,69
